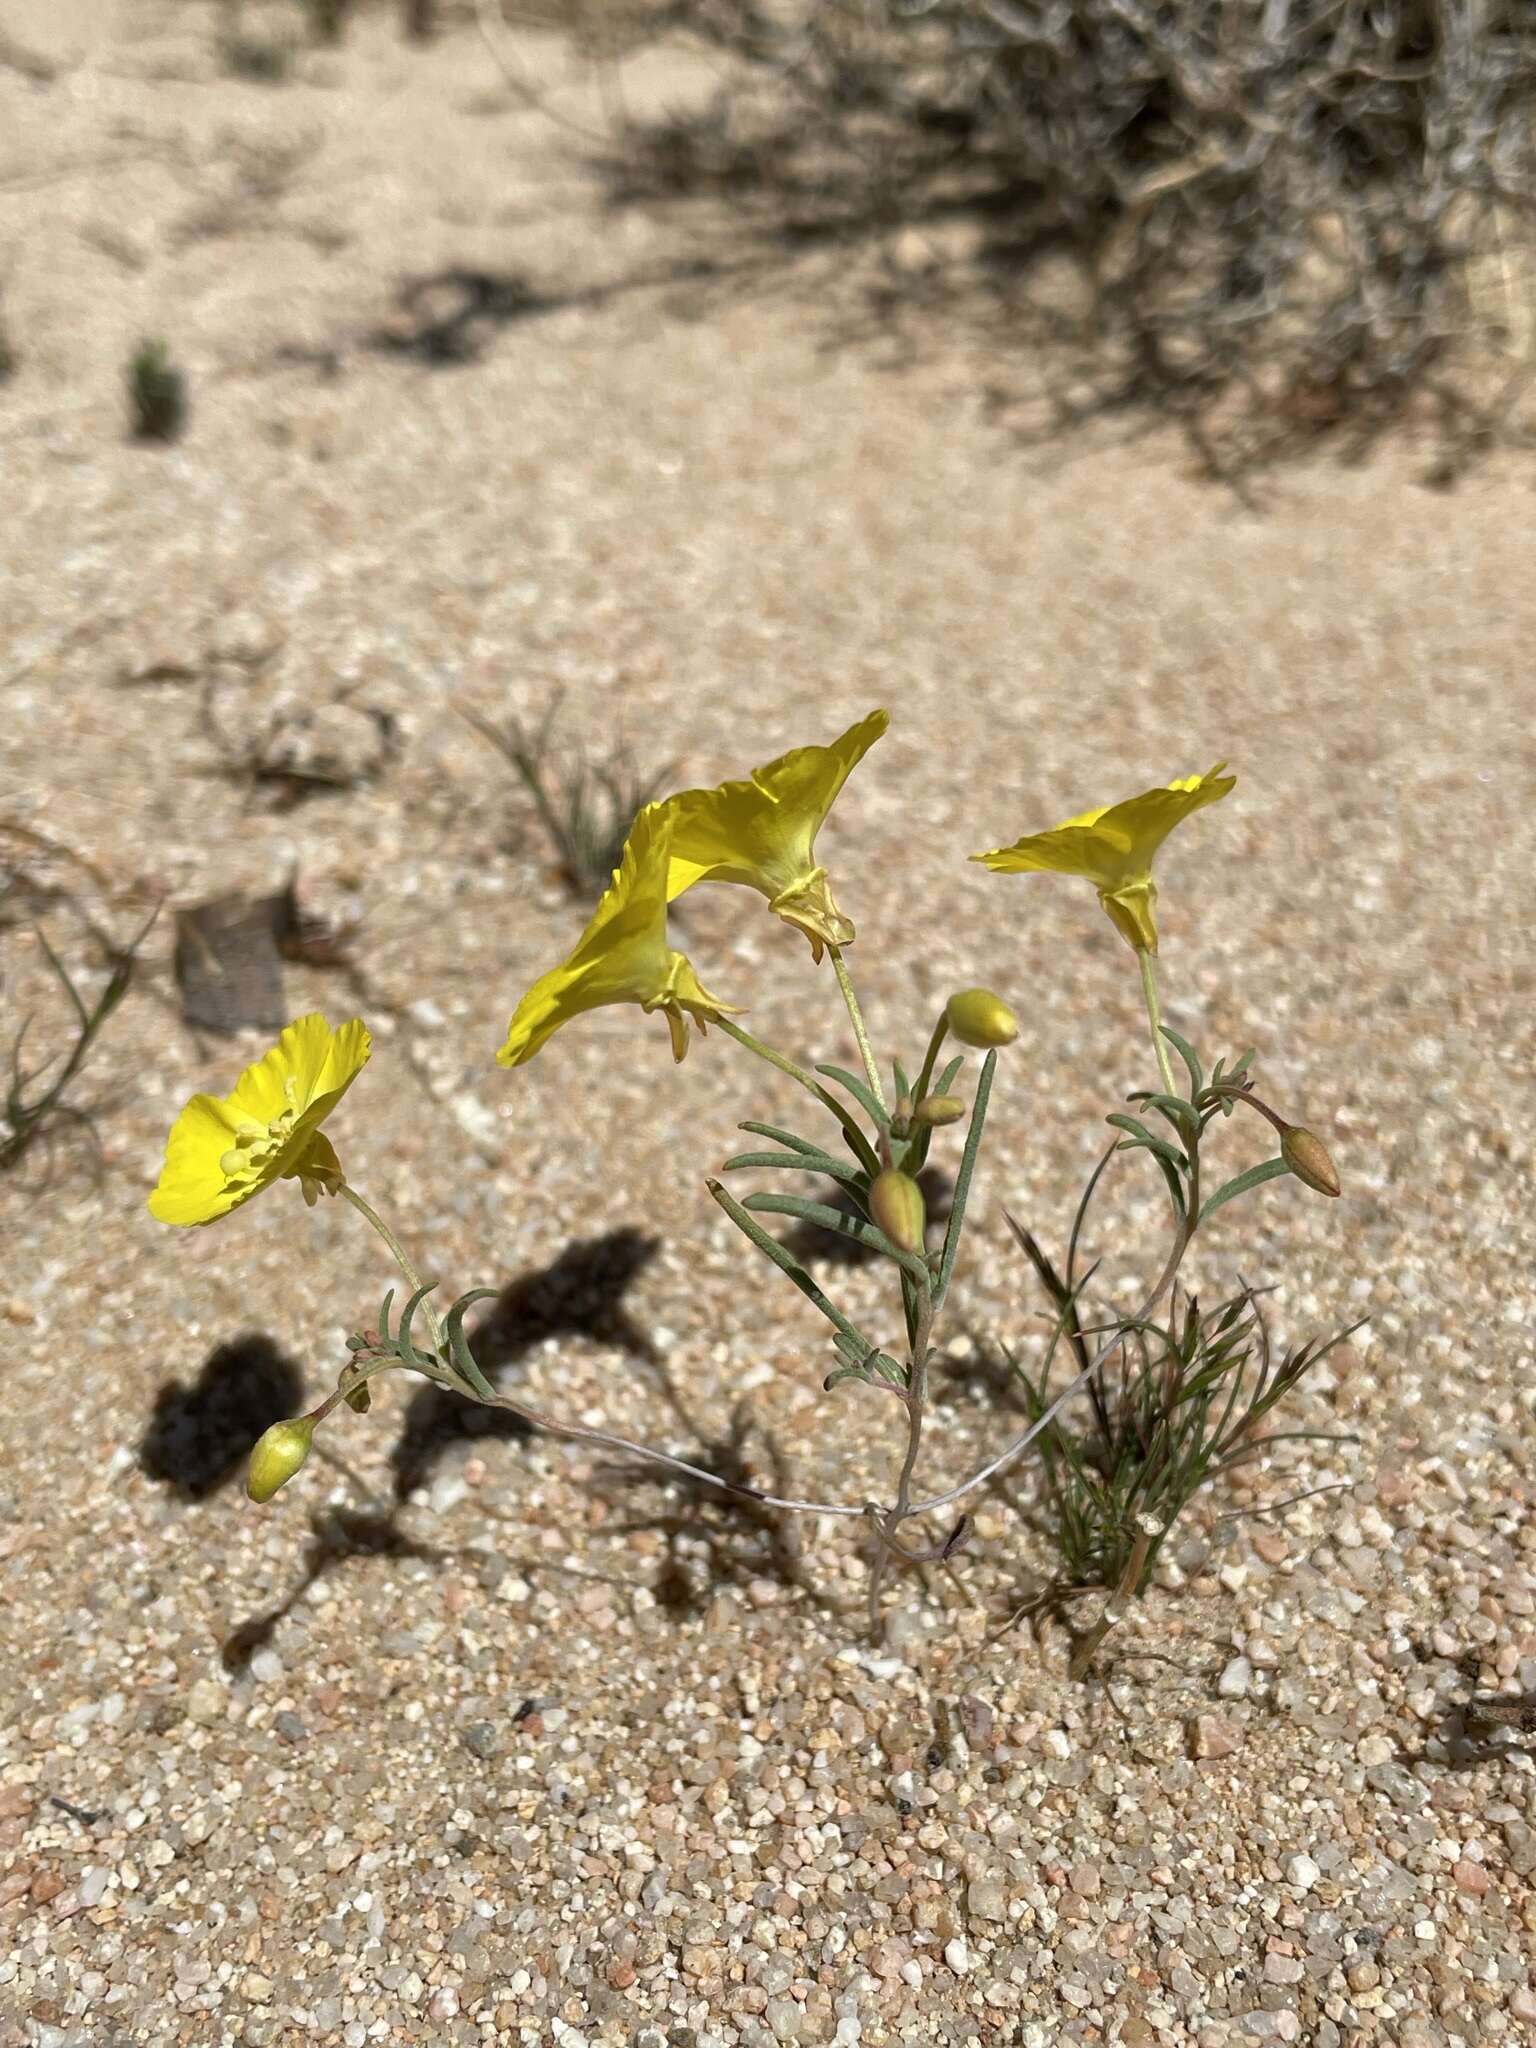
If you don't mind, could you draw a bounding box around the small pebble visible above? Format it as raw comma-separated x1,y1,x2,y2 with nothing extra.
1217,1656,1253,1699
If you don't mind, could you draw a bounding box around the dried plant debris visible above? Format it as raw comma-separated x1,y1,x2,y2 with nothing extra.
174,893,289,1036
202,672,397,805
1,908,157,1174
459,689,671,895
601,0,1536,481
173,879,358,1035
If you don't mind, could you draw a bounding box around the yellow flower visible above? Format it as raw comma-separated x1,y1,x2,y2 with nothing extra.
663,709,888,960
972,764,1235,952
497,803,737,1068
149,1014,371,1227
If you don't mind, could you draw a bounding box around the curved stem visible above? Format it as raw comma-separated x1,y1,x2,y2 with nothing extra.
713,1015,825,1097
1137,946,1180,1101
828,945,888,1115
911,1010,950,1111
338,1184,446,1356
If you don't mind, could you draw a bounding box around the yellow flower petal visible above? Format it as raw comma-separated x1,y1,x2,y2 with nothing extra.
497,805,736,1068
664,709,887,956
149,1014,371,1227
972,765,1234,952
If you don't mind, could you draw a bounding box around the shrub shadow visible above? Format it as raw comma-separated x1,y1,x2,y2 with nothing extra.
139,1333,305,1501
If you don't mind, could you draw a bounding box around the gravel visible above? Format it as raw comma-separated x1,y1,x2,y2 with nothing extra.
2,3,1535,2045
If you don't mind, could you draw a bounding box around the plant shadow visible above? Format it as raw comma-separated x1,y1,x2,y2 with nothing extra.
388,1226,661,1500
139,1333,305,1501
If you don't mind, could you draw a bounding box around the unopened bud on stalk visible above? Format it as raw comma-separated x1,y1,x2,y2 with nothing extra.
1281,1124,1340,1199
913,1093,965,1128
869,1168,927,1255
945,988,1018,1048
343,1380,372,1413
246,1416,316,1503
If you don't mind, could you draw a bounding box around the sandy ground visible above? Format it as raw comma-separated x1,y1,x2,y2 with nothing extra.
3,4,1536,2046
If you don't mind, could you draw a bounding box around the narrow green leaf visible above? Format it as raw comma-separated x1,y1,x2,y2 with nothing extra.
893,1058,913,1103
1106,1111,1187,1174
706,1178,878,1353
1151,1149,1188,1224
1159,1025,1203,1096
934,1047,996,1308
1198,1156,1290,1226
815,1062,890,1131
722,1148,867,1191
740,1189,930,1283
738,1119,827,1157
933,1054,965,1096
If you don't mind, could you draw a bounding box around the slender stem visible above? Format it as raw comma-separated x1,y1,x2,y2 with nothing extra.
339,1184,446,1355
1137,946,1180,1101
911,1010,950,1110
867,1284,935,1640
714,1015,827,1099
828,945,888,1115
1068,1516,1159,1681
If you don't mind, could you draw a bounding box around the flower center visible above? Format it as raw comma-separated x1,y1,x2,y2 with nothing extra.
218,1078,303,1182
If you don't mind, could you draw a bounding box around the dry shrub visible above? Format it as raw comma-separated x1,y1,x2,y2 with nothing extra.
597,0,1536,481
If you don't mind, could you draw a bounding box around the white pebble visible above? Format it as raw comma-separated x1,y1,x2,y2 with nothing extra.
944,1937,970,1975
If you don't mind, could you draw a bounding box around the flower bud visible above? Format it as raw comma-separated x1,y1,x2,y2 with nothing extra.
912,1093,965,1128
1281,1124,1340,1199
945,988,1019,1049
246,1416,316,1503
869,1167,927,1255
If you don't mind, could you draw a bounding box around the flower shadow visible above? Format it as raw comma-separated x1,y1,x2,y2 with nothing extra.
139,1333,305,1501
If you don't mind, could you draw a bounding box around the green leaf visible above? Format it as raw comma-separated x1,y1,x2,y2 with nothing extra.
706,1178,879,1354
934,1047,996,1309
815,1062,890,1130
1106,1111,1187,1174
1151,1150,1188,1225
893,1057,913,1103
933,1054,965,1097
823,1364,869,1392
738,1119,827,1157
1198,1156,1290,1226
722,1148,867,1191
740,1189,930,1283
1160,1025,1203,1097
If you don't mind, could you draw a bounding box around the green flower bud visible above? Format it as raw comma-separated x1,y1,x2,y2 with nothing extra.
945,988,1019,1049
869,1167,927,1255
912,1093,965,1128
246,1416,316,1503
1281,1124,1340,1199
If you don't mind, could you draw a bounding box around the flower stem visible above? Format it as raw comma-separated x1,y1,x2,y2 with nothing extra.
714,1016,824,1098
828,945,888,1116
911,1011,950,1110
715,1015,882,1177
1137,946,1180,1101
339,1184,446,1356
